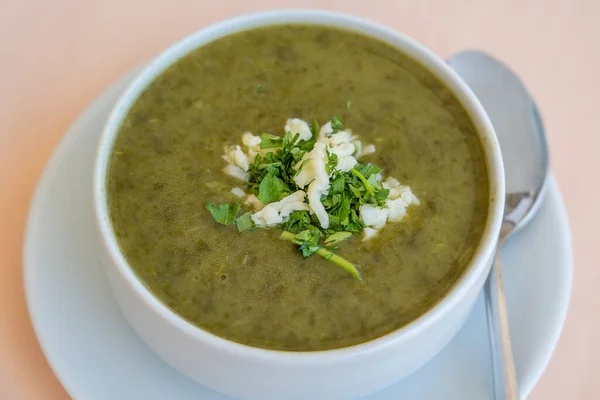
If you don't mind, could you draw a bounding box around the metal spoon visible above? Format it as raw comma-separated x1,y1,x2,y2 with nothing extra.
448,51,550,399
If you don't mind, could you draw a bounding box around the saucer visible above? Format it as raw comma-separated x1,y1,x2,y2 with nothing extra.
24,69,572,400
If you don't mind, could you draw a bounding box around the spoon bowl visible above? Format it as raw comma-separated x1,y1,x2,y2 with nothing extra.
449,50,551,399
449,51,550,235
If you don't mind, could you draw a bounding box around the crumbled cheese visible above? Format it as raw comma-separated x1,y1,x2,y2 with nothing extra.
329,130,354,146
360,204,389,229
223,164,249,181
231,187,246,198
252,205,283,227
285,118,313,141
280,201,310,218
362,227,379,241
336,156,357,172
353,140,376,159
362,144,376,156
244,194,264,211
242,132,261,148
386,198,408,221
400,190,420,206
223,145,249,171
307,155,330,229
383,177,420,206
251,191,309,227
319,121,333,138
294,141,326,189
328,142,355,158
382,177,400,189
241,132,263,162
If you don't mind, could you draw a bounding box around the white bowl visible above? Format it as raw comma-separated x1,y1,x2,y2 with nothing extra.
93,10,505,400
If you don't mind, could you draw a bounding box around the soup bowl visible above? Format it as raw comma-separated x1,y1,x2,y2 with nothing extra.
93,9,504,400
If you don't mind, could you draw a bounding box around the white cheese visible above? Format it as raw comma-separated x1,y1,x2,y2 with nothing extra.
362,144,376,156
329,130,353,146
362,227,379,241
274,190,307,207
319,121,333,138
280,202,310,219
336,155,357,172
284,118,312,141
231,187,246,198
293,142,327,188
400,189,420,206
382,177,400,190
329,142,355,158
251,191,309,227
223,145,249,171
244,194,264,211
325,129,358,173
242,132,261,148
386,198,408,221
252,205,283,227
223,164,249,181
360,204,389,229
307,156,330,228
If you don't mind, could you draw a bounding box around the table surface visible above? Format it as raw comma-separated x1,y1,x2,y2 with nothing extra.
1,1,598,399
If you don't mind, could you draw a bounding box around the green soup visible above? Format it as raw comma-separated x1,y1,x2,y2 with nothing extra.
108,25,489,351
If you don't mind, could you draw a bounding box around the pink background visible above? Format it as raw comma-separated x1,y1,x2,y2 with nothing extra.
1,1,598,398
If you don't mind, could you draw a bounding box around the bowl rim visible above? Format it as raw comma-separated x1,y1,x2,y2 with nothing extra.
93,9,505,361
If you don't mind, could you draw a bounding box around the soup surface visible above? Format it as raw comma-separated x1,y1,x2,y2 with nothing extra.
108,25,489,351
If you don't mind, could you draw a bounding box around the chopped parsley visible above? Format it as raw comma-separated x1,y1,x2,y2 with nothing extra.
257,171,289,204
325,231,353,246
331,116,344,132
235,211,255,232
206,203,240,225
206,117,399,281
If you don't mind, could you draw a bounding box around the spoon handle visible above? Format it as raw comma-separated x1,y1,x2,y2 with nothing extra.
485,247,520,400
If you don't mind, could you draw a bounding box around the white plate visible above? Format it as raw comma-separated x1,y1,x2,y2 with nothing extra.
24,70,572,400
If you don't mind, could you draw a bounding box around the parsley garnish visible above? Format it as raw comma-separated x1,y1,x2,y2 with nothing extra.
325,231,353,246
259,133,283,149
236,211,255,232
206,203,240,225
280,231,362,281
206,117,400,281
331,116,343,132
258,170,289,204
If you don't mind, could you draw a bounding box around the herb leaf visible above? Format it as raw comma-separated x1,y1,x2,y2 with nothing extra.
258,171,288,204
326,150,338,174
236,211,255,232
284,210,311,233
206,203,241,225
325,231,353,246
292,227,322,257
259,133,283,149
331,116,343,132
353,163,382,179
351,168,375,197
280,231,362,280
330,174,345,194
